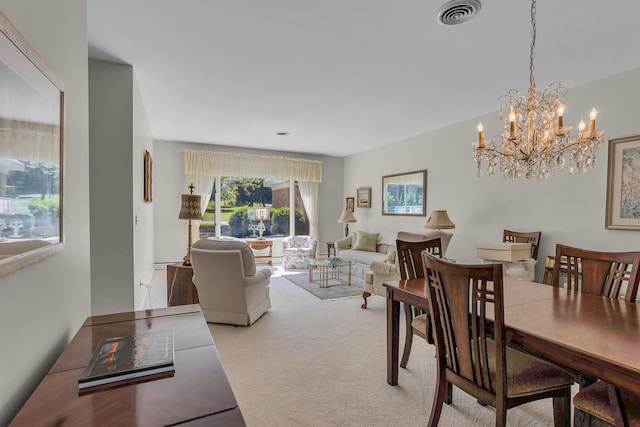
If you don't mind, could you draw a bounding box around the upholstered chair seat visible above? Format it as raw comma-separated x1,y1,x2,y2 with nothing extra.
574,381,640,426
282,235,317,269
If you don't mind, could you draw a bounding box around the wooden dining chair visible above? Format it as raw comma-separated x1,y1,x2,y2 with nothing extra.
397,238,442,369
551,244,640,426
503,229,542,260
552,244,640,301
422,252,573,427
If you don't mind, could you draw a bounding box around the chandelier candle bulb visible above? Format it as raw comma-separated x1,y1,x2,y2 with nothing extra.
589,108,597,134
478,122,484,144
579,119,586,137
557,105,564,129
509,110,516,135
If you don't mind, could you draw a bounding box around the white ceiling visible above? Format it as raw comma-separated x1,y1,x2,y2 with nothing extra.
87,0,640,157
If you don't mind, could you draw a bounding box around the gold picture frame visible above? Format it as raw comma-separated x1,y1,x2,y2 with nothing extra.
356,187,371,208
606,135,640,230
144,150,153,203
346,197,354,212
382,170,427,216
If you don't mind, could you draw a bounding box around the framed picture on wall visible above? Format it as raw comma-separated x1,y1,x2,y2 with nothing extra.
346,197,355,212
144,150,153,203
606,135,640,230
356,187,371,208
382,170,427,216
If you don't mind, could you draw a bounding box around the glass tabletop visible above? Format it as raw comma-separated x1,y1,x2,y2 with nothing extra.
304,258,356,268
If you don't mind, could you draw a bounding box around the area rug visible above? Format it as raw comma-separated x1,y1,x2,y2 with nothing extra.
281,271,364,300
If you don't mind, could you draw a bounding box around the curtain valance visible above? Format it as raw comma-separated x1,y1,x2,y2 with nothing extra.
184,149,322,182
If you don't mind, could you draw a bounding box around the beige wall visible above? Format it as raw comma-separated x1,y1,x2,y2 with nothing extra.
343,67,640,278
0,1,91,424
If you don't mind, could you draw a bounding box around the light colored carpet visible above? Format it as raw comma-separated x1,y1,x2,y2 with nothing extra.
209,276,574,427
281,271,364,300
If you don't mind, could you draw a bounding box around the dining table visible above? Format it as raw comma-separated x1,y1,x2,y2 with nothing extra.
384,278,640,424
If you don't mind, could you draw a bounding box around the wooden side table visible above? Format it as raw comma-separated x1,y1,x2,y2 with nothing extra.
327,242,336,257
166,263,199,306
245,239,273,265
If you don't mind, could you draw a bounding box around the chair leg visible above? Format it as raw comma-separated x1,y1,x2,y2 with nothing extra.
400,303,414,368
428,373,447,427
553,388,571,427
495,404,507,427
361,292,371,309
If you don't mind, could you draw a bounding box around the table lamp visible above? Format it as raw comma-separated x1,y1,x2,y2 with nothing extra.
254,207,270,240
178,183,202,265
424,210,455,230
337,209,357,237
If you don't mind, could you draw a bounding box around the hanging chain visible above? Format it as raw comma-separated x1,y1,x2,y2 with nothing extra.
529,0,537,85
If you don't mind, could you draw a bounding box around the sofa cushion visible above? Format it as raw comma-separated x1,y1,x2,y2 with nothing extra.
339,249,388,265
352,231,379,252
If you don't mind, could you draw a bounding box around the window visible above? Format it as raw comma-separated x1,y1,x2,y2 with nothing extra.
198,177,309,239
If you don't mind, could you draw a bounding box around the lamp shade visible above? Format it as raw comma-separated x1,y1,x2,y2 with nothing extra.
178,194,202,220
254,207,271,221
337,210,357,223
425,210,455,229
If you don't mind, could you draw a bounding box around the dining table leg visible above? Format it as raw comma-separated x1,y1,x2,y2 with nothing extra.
387,288,400,385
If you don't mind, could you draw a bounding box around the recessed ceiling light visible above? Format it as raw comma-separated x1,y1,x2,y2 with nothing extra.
276,132,289,136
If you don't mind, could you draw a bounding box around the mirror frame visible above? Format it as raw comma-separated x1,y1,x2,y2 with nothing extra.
382,170,427,216
0,11,65,277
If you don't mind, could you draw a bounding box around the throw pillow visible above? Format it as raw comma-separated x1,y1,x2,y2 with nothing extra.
352,231,379,252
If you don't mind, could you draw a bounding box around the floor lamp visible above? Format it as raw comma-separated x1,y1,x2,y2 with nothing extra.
178,183,202,266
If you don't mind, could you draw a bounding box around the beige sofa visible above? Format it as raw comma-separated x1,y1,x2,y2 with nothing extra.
334,231,398,280
353,230,453,308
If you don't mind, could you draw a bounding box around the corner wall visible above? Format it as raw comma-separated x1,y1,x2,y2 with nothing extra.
0,1,91,424
344,67,640,278
89,59,154,314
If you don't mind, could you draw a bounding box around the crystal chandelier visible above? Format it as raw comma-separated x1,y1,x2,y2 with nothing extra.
472,0,604,180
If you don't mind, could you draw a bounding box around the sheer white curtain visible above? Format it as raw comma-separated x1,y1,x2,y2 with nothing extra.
298,181,319,256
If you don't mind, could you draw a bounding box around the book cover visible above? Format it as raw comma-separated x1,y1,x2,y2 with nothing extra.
78,329,175,392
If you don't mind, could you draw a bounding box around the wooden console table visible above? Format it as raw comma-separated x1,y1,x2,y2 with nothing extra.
11,305,245,426
166,263,199,306
245,239,273,265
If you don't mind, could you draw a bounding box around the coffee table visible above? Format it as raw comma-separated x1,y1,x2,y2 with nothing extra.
304,258,356,288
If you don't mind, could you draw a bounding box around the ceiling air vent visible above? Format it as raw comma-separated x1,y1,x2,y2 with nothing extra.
437,0,481,25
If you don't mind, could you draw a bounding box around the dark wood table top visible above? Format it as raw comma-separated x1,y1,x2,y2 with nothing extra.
385,278,640,394
11,305,245,426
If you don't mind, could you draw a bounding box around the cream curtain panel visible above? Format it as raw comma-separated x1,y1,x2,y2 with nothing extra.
184,150,322,183
183,149,323,241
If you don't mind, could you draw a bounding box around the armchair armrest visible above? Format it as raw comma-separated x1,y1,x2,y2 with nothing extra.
370,260,397,274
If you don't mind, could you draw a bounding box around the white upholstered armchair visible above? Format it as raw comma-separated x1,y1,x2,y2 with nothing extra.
282,235,317,269
191,237,272,325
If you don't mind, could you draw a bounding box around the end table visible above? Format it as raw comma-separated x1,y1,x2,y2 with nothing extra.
327,242,336,257
166,263,199,306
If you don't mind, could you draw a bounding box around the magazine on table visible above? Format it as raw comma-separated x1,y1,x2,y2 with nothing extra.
78,329,175,392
